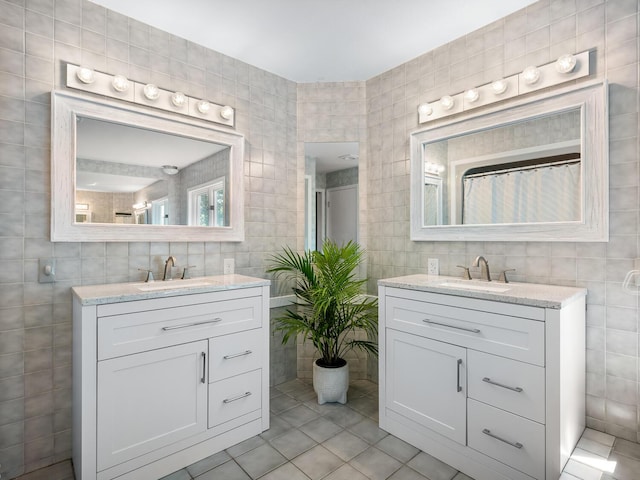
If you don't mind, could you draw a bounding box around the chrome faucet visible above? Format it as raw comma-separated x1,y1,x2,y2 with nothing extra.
163,256,177,281
473,256,491,282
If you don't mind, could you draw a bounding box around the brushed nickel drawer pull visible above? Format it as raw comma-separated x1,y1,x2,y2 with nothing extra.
162,318,222,331
482,428,523,449
223,350,253,360
456,359,463,392
482,377,523,393
423,319,481,334
200,352,206,384
223,392,252,404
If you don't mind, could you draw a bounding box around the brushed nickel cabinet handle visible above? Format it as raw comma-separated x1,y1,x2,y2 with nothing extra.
223,350,252,360
223,392,252,404
423,319,481,334
482,377,523,393
162,318,222,331
482,428,523,449
456,359,463,392
200,352,206,384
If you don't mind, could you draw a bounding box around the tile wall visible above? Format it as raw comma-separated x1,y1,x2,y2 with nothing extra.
0,0,297,477
365,0,640,442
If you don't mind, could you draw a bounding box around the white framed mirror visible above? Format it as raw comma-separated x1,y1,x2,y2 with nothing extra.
410,81,608,242
51,90,245,242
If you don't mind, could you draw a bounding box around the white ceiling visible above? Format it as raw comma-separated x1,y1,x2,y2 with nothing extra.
89,0,537,83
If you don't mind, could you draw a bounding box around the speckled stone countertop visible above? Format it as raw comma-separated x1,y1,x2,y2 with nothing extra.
72,274,270,306
378,274,586,309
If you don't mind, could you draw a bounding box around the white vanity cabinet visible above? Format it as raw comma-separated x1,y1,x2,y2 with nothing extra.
379,275,586,480
72,275,270,480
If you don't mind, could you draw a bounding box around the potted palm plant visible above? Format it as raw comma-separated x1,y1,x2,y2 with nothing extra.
267,240,378,404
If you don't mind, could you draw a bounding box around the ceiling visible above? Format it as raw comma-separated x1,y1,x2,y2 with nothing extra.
89,0,537,83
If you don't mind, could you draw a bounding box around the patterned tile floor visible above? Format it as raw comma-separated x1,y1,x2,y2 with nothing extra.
15,379,640,480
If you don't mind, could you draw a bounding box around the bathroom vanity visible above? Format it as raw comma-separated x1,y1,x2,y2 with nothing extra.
71,275,270,480
378,274,586,480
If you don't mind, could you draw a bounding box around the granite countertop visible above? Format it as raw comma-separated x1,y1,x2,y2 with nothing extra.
72,274,270,306
378,274,586,309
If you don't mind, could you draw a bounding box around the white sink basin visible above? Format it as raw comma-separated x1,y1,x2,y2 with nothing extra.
439,281,510,293
134,280,217,291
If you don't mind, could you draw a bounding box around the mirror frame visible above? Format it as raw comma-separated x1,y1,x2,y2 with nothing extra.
410,80,608,242
51,90,245,242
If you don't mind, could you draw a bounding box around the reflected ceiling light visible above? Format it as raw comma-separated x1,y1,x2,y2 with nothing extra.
171,91,187,108
556,53,577,73
440,95,455,110
464,89,479,103
425,162,445,175
418,103,433,116
76,66,95,84
220,105,234,120
162,165,179,175
338,153,359,161
522,66,541,85
111,74,130,92
491,79,508,94
143,83,160,100
132,201,148,209
196,100,211,114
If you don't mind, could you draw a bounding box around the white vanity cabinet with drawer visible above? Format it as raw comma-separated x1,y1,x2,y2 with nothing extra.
379,275,586,480
72,275,270,480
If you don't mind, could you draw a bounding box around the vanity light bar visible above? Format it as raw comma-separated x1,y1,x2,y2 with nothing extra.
418,51,591,124
66,64,235,128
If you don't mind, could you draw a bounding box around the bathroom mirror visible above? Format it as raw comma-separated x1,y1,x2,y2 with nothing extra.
410,81,608,242
52,90,245,242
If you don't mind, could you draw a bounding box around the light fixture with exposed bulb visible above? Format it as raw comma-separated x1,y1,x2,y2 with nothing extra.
522,66,541,85
143,84,160,100
418,103,433,116
491,79,508,94
556,53,577,73
440,95,455,110
465,89,479,103
220,105,234,120
111,75,129,92
171,92,187,108
197,100,211,114
76,66,95,84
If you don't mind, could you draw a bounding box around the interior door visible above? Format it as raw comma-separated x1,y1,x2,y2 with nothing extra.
326,184,358,245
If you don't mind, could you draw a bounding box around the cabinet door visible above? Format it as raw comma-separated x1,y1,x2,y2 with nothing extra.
385,329,466,444
97,340,208,471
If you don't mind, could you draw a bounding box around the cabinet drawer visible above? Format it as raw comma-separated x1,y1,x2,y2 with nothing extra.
208,369,262,428
468,350,545,423
98,296,262,360
209,329,262,382
385,295,545,365
468,399,545,480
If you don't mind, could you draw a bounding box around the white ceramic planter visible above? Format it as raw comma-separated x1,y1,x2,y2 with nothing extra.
313,359,349,404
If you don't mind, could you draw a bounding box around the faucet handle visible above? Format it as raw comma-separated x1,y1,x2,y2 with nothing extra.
138,268,154,283
181,265,197,280
499,268,516,283
456,265,472,280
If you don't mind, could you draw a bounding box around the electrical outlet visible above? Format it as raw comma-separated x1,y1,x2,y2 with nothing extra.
427,258,439,275
223,258,235,275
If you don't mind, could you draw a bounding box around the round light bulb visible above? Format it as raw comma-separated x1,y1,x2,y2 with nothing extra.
440,95,455,110
197,100,211,114
171,92,187,108
418,103,433,117
491,79,508,95
111,75,130,92
556,53,577,74
143,83,160,100
220,105,234,120
522,66,541,85
464,89,479,103
76,66,95,84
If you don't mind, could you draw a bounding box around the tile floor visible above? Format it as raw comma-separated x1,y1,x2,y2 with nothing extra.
14,379,640,480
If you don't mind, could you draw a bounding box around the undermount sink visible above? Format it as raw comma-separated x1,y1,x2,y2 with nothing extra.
134,280,218,291
438,281,510,293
